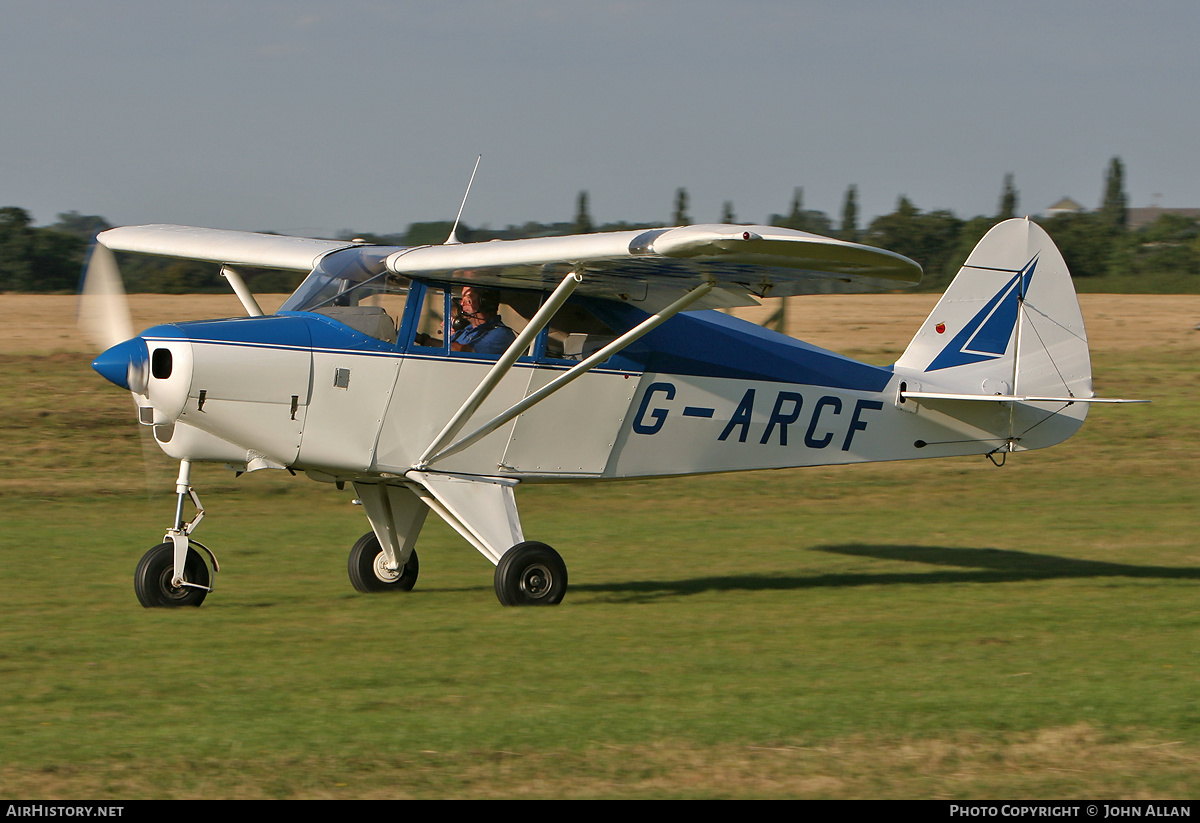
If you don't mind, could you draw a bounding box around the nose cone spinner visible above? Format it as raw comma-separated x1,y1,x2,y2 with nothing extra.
92,337,149,393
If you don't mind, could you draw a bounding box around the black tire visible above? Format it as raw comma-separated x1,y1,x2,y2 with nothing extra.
134,542,210,608
347,532,419,593
494,542,567,606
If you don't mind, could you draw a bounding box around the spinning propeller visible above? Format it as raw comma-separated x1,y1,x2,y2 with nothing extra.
77,242,176,495
79,243,150,395
79,243,132,351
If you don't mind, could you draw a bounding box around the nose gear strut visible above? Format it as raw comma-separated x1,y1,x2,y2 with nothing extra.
133,459,219,608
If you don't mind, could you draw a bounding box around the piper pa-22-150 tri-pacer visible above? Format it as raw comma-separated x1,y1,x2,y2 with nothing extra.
82,216,1141,607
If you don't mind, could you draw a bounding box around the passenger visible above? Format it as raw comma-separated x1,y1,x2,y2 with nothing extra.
450,286,516,355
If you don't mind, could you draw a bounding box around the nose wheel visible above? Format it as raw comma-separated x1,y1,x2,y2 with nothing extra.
134,542,211,608
494,542,567,606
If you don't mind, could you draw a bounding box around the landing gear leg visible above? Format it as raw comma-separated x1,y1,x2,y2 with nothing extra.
400,472,565,607
349,482,427,595
135,459,218,608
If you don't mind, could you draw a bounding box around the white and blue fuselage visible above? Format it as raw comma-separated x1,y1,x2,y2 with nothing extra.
89,219,1115,606
108,279,1082,487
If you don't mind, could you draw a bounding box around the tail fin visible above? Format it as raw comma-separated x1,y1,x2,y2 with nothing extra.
894,218,1093,450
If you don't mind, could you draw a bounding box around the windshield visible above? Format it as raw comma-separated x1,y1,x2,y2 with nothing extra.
277,246,408,312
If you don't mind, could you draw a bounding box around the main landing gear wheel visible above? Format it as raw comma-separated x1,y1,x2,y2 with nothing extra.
134,542,210,608
347,532,419,593
494,542,567,606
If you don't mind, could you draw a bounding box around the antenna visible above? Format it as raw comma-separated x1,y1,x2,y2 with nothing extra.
445,154,482,245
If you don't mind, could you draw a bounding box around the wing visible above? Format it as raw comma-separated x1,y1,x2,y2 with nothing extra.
385,224,922,309
98,223,922,312
97,224,361,272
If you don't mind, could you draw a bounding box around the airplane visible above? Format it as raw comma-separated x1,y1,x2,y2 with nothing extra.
80,216,1143,608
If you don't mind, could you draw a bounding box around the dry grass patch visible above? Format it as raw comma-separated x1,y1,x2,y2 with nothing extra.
2,726,1196,799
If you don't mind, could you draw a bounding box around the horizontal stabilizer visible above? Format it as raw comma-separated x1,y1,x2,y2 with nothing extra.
900,391,1147,404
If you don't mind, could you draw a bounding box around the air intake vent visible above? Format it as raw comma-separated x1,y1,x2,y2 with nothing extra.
151,348,173,379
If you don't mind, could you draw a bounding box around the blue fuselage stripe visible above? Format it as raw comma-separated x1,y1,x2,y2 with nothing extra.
141,306,894,393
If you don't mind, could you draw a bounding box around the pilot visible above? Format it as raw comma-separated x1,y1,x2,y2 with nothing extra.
450,286,516,355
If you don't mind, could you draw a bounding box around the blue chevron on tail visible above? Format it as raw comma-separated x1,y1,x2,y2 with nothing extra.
926,255,1038,372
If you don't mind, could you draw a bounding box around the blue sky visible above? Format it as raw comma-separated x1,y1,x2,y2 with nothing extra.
4,1,1197,237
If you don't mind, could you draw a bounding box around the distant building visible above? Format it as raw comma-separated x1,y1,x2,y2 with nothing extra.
1042,198,1200,229
1127,206,1200,230
1045,197,1085,216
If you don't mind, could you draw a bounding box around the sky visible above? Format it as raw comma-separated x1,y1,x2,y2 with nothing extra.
3,0,1198,238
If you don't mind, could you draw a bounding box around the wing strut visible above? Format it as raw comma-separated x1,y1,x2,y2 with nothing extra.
419,280,715,469
220,266,265,317
416,271,584,467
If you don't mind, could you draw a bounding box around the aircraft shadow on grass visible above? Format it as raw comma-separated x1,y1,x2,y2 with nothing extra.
571,544,1200,603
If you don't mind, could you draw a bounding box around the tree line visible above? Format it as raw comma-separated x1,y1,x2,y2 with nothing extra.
3,158,1198,294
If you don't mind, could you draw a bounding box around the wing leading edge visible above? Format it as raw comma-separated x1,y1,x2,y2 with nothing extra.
97,225,361,272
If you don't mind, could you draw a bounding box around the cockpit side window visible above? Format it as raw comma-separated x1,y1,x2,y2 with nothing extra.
400,286,634,364
411,287,450,350
539,301,622,363
408,285,532,358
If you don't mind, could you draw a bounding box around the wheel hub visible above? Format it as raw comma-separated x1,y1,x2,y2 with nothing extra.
158,567,191,601
519,563,552,598
372,554,402,583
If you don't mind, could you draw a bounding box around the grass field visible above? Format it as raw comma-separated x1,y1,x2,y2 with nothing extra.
0,295,1197,798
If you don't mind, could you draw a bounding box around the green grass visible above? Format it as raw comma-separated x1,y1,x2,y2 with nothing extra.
0,349,1196,798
